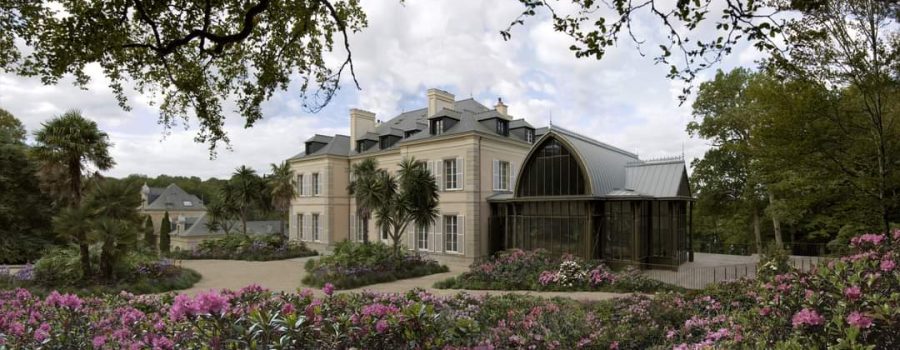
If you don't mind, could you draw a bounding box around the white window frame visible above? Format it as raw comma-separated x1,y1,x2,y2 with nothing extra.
416,224,429,251
312,213,320,241
444,215,459,253
443,158,463,191
296,174,304,196
526,130,534,144
493,160,511,191
312,173,320,196
380,225,390,242
297,213,304,240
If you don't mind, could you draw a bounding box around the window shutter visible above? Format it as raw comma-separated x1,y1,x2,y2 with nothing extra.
435,216,443,253
458,215,465,255
296,175,302,197
350,214,357,242
456,157,464,190
510,163,518,192
435,161,443,192
407,224,414,251
492,159,500,190
321,171,328,196
317,174,323,196
303,176,310,196
289,213,296,240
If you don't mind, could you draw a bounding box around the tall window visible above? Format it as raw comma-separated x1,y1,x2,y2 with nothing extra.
297,174,304,196
312,173,320,196
297,214,304,240
417,225,429,250
381,226,389,241
444,215,459,252
526,130,534,144
431,119,445,135
496,119,509,136
312,214,320,241
494,160,511,191
517,137,587,196
444,159,458,190
355,216,365,242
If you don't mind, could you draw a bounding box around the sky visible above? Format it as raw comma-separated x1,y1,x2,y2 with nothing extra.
0,0,764,179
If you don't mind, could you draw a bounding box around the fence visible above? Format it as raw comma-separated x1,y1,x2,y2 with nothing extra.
637,256,828,289
692,241,836,257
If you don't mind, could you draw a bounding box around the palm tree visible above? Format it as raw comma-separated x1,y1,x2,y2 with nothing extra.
372,158,440,256
52,205,94,276
89,218,137,280
85,180,142,280
268,161,296,240
348,158,380,244
225,165,265,235
35,110,113,277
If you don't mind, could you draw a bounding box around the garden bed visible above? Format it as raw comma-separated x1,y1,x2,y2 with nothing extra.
170,235,317,261
302,241,448,289
433,249,684,293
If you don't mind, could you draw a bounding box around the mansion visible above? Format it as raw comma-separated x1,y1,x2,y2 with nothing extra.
287,89,693,267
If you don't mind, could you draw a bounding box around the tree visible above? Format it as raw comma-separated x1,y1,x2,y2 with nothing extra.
159,211,172,254
0,112,53,263
1,1,367,154
142,215,156,251
34,110,114,277
371,158,440,256
348,158,381,244
85,179,142,280
205,199,238,235
268,161,296,240
52,205,94,277
224,166,266,235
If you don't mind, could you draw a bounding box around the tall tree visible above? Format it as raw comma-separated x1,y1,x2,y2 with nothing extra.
225,166,266,235
159,211,172,254
205,198,238,235
142,215,156,251
52,205,94,276
348,158,380,244
371,158,440,256
0,108,26,142
85,180,142,280
268,161,296,240
34,110,114,277
1,1,367,154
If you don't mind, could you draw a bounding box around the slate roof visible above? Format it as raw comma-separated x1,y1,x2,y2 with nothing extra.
143,183,205,211
288,134,352,159
289,98,534,160
178,213,283,237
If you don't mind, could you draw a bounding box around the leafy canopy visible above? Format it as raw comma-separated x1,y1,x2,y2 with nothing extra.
1,0,367,155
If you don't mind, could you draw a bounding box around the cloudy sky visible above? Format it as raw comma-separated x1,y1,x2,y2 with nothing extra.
0,0,763,179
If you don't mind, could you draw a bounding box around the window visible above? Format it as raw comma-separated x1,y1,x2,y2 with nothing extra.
494,160,511,191
444,215,459,253
526,130,534,144
404,130,419,138
312,214,320,241
444,159,458,190
297,174,304,196
496,119,509,136
183,201,193,207
381,226,389,241
312,173,320,196
297,214,304,240
417,225,429,250
431,119,445,135
517,137,587,196
355,216,366,241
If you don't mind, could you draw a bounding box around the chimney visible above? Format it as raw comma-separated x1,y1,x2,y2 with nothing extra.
495,98,509,119
427,88,455,117
350,108,376,146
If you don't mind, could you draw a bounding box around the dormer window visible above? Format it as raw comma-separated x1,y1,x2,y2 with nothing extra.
404,129,420,138
183,201,193,207
431,119,445,135
496,119,509,136
526,129,535,144
379,135,400,150
305,141,326,155
356,139,376,152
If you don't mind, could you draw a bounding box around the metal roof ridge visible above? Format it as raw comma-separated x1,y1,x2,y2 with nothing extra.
551,125,639,158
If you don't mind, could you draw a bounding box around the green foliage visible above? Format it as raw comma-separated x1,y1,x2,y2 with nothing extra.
757,241,791,281
33,247,85,287
302,241,448,289
1,1,368,153
170,234,317,261
348,158,380,244
225,166,267,235
0,115,54,263
267,161,295,238
142,215,156,250
159,211,171,254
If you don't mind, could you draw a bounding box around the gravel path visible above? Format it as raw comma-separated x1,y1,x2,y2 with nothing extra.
176,258,634,301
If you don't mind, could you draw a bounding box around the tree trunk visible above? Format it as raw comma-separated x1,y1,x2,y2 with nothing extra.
752,208,762,255
362,216,370,244
71,158,91,278
241,210,248,235
768,191,783,248
79,240,91,279
100,241,113,280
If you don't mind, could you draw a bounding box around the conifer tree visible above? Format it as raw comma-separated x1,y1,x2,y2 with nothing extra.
159,211,171,254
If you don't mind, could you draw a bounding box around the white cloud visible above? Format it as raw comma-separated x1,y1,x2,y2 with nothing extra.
0,0,766,179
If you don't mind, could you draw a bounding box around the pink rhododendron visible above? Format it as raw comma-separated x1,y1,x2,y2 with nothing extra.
44,291,82,310
375,319,389,333
322,283,335,296
846,311,873,329
880,258,895,272
791,308,825,328
844,286,862,301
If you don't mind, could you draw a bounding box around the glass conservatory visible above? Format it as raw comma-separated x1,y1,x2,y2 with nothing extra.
488,129,693,267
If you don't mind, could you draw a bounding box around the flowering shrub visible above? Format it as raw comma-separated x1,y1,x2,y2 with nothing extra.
302,241,449,289
435,249,681,293
170,234,317,261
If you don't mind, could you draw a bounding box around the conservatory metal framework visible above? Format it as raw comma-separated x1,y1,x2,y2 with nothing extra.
488,128,693,267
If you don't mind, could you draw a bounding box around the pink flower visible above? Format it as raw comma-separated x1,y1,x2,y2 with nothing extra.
93,335,107,348
844,286,862,301
759,307,772,316
9,322,25,336
880,259,896,272
34,323,50,342
44,291,83,310
281,303,296,315
850,233,885,248
323,283,335,296
609,341,619,350
375,319,389,333
846,311,873,329
791,308,825,328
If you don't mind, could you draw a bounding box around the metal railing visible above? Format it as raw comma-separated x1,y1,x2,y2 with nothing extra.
692,241,836,257
637,256,828,289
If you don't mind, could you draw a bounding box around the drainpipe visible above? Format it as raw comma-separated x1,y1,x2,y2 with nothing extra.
475,136,482,259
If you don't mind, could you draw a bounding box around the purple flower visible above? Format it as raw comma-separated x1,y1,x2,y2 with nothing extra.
93,335,107,348
45,291,83,310
791,308,825,328
880,259,896,272
846,311,873,329
850,233,885,248
844,286,862,301
375,319,389,333
323,283,335,296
